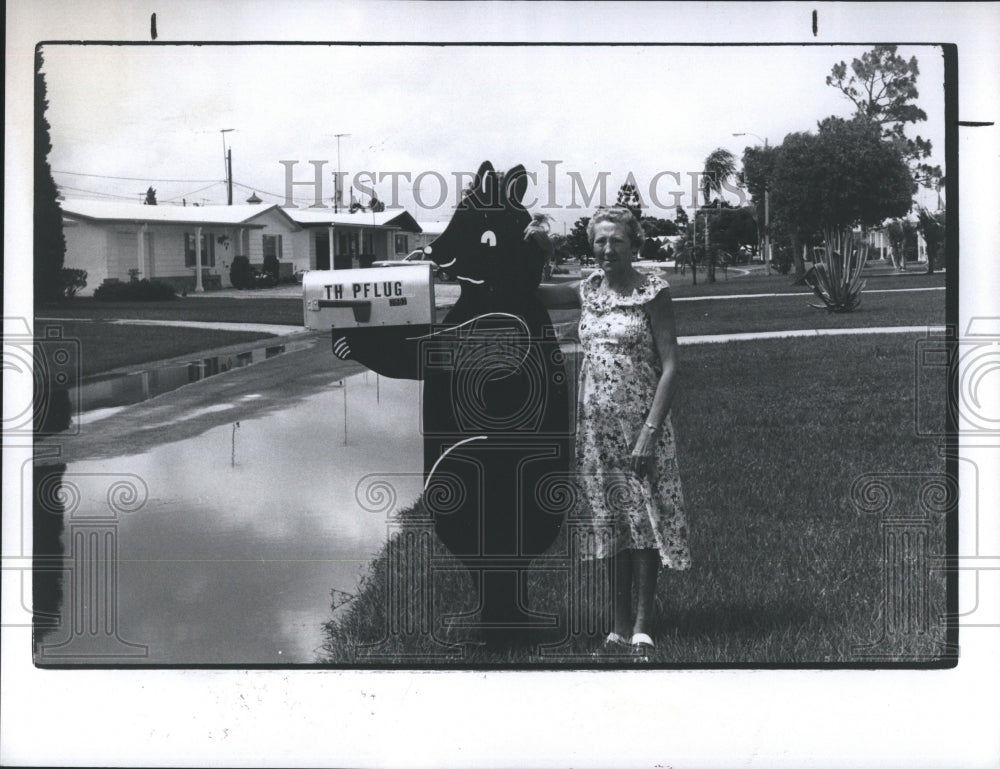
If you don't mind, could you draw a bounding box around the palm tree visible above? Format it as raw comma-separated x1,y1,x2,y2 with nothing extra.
698,148,736,282
701,148,737,205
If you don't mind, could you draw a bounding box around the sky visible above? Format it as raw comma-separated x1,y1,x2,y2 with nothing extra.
40,42,947,229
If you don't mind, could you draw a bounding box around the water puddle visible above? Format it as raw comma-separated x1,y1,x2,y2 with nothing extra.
78,338,316,415
34,371,423,665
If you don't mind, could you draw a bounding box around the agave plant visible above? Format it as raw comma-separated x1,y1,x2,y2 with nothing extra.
804,228,870,312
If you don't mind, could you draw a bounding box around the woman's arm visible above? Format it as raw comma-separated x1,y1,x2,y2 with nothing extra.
629,287,680,475
535,280,581,310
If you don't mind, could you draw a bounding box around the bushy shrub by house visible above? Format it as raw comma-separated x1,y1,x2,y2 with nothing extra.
230,255,252,289
262,253,280,284
60,268,88,298
93,279,176,301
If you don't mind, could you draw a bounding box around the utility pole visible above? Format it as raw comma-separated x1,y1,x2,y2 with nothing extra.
220,128,235,205
333,133,350,213
733,132,771,274
226,149,233,206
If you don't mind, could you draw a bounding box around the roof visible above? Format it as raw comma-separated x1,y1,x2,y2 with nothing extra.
284,208,422,232
416,220,448,235
59,199,301,229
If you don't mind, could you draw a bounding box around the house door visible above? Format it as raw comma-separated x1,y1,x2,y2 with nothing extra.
115,231,137,281
335,231,355,270
315,232,330,270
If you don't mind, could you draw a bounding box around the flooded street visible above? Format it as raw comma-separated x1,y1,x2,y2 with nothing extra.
35,372,423,664
77,338,315,418
31,293,581,666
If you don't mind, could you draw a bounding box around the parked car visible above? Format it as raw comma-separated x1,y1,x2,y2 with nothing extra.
371,250,452,281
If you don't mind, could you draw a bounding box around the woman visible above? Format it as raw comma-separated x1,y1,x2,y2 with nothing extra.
536,207,690,655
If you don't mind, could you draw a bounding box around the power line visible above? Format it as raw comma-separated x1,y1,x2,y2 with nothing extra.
58,174,352,207
56,184,146,201
58,181,228,203
161,181,227,202
53,170,223,183
230,179,332,206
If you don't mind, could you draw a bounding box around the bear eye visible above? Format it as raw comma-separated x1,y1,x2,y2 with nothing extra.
481,231,497,247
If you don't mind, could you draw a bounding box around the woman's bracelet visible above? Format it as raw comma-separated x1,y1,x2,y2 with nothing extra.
643,421,659,432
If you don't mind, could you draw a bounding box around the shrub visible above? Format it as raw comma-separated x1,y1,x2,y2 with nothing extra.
230,255,252,289
770,243,793,274
262,253,280,283
803,228,869,312
917,208,946,272
60,268,88,298
93,279,176,302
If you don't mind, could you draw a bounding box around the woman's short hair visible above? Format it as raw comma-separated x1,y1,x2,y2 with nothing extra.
587,206,644,250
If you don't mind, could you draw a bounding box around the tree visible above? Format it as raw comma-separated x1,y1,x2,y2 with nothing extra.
144,186,158,205
640,216,678,238
826,45,939,182
638,216,678,261
34,50,67,305
739,143,779,264
700,148,737,205
675,223,705,286
615,181,643,220
697,149,739,282
568,216,591,262
706,206,758,258
768,117,913,278
369,193,386,213
884,218,918,271
548,233,573,265
674,205,689,228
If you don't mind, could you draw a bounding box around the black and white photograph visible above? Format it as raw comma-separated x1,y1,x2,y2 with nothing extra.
4,2,999,767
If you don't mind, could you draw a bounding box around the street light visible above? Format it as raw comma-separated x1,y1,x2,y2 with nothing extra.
733,132,771,275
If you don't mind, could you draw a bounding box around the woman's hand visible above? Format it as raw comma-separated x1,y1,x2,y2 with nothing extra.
629,424,657,477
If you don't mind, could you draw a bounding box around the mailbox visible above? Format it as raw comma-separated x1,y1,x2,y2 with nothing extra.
303,265,436,329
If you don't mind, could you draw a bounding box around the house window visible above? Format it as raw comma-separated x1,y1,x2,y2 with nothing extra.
395,233,408,254
362,230,374,255
184,232,216,267
338,231,359,256
263,234,283,261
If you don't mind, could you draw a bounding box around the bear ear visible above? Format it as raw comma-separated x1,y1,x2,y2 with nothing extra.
503,164,528,207
473,161,495,194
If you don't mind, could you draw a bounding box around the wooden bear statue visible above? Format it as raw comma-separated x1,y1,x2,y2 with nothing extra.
333,161,570,644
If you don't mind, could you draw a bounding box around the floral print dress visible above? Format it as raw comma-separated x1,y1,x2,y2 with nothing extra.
575,270,691,570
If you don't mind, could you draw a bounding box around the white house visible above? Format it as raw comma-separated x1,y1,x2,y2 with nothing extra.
410,221,448,252
282,208,423,270
60,199,425,293
60,199,302,294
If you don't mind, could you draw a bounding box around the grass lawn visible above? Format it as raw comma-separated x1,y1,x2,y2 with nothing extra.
319,332,951,666
36,320,277,378
663,266,945,298
37,296,306,326
672,288,944,336
36,271,946,377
